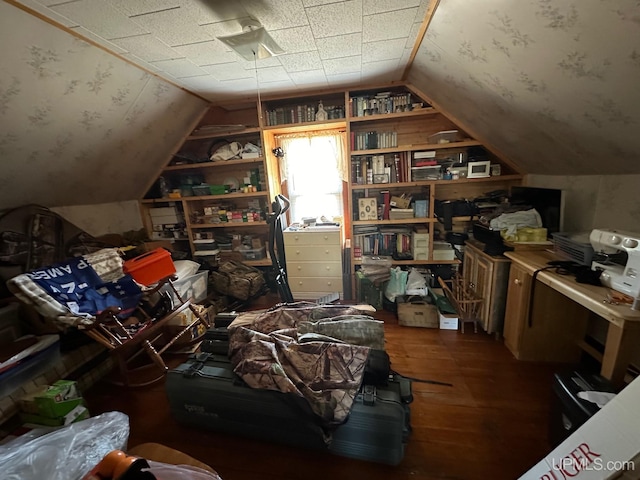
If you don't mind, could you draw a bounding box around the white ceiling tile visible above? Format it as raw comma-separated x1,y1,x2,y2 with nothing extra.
256,66,292,83
322,55,362,75
306,0,363,39
200,18,251,38
362,57,400,74
363,7,417,42
269,26,317,54
316,33,362,60
173,41,237,66
69,26,128,53
240,56,284,69
128,9,213,46
326,71,362,87
240,0,308,30
203,62,256,81
405,20,422,49
178,74,224,91
363,0,421,15
150,58,207,78
107,0,181,17
121,53,163,72
302,0,337,6
51,0,148,40
289,69,329,87
219,77,261,93
178,1,248,24
362,38,406,63
111,34,180,62
278,51,323,73
18,0,78,26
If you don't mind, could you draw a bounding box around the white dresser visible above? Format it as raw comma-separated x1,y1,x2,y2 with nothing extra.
283,226,343,300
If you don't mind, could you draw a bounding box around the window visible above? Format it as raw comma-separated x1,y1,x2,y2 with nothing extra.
276,131,347,223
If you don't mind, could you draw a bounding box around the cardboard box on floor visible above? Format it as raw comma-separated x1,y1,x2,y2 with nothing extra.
519,375,640,479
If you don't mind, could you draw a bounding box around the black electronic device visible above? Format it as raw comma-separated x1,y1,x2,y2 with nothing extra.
510,186,565,237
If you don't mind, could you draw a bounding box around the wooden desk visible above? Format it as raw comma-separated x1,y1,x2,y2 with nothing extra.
504,250,640,386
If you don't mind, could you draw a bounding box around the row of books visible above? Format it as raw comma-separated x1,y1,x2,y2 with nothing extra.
350,152,415,184
349,92,415,117
352,227,415,259
350,130,398,151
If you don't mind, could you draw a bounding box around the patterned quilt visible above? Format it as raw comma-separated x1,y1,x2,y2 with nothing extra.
228,302,384,427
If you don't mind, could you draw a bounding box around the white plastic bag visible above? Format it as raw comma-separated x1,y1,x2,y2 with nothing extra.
405,268,428,296
385,267,408,302
0,411,129,480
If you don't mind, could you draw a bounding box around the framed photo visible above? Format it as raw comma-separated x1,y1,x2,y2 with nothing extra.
358,198,378,220
373,173,389,184
467,160,491,178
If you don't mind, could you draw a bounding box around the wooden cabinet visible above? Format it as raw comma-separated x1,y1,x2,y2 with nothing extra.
503,261,589,362
283,227,343,300
462,241,510,335
503,262,532,356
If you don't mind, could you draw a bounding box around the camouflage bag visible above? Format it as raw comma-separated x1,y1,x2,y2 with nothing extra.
210,260,265,301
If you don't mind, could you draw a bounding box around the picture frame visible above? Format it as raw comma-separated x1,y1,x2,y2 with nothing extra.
373,173,389,184
467,160,491,179
358,198,378,220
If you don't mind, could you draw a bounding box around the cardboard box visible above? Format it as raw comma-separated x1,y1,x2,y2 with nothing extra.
20,380,82,418
20,404,89,427
439,313,459,330
519,375,640,479
397,296,439,328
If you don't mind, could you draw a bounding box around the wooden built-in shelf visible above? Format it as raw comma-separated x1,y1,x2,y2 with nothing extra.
262,118,346,133
190,221,268,229
182,191,269,202
163,158,264,171
186,126,261,140
348,107,438,122
352,218,436,226
351,140,483,156
349,174,522,191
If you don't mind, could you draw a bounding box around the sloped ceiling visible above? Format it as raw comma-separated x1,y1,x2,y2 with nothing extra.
407,0,640,175
0,1,208,209
1,0,639,213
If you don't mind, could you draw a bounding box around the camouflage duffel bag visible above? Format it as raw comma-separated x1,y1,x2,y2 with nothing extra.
211,260,265,301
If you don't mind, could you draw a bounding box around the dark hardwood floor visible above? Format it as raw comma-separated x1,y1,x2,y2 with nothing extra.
84,293,562,480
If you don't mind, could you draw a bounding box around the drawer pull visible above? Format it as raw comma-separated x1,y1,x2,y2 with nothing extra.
294,236,299,241
297,266,301,270
324,235,328,240
325,250,329,254
298,281,303,285
514,279,521,285
327,281,332,286
296,250,300,255
326,266,330,270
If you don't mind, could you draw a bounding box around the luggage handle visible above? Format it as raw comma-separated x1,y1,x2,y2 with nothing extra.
184,352,211,378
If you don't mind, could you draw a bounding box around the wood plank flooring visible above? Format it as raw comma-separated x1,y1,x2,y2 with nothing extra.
84,294,564,480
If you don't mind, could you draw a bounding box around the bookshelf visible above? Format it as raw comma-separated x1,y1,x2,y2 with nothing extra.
346,85,523,276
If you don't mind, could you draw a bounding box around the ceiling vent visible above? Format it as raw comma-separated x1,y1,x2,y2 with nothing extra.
217,18,285,61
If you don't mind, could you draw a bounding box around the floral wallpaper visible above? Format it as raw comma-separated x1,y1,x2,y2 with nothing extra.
407,0,640,175
528,174,640,233
0,2,208,211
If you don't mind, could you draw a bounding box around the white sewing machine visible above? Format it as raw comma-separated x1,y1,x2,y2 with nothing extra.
590,229,640,306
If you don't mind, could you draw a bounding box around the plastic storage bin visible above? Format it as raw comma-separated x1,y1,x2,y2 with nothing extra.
162,270,208,304
123,248,176,286
240,246,266,260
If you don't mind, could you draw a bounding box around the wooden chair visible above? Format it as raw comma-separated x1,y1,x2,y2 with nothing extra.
438,275,483,333
7,251,210,387
80,275,210,387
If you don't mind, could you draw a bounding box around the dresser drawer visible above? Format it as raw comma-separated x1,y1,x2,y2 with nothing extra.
289,276,343,293
286,261,342,278
283,231,340,246
284,245,342,261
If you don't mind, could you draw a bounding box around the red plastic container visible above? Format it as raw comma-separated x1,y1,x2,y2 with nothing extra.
123,248,176,286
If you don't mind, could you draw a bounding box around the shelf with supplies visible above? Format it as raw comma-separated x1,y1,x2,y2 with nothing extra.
346,84,523,286
142,97,275,264
261,91,346,128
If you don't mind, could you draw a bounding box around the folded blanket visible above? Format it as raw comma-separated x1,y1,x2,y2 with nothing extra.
229,303,384,428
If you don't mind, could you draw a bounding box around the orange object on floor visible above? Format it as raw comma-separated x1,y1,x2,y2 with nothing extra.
123,248,176,286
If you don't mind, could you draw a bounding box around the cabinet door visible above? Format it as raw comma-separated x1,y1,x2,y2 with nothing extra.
503,263,531,358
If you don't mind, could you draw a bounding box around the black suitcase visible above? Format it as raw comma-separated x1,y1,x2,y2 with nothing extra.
200,327,229,355
165,353,411,465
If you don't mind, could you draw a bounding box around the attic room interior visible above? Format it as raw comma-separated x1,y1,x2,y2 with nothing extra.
1,0,640,478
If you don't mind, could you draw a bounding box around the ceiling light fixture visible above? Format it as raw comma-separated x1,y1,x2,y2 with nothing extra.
216,18,285,61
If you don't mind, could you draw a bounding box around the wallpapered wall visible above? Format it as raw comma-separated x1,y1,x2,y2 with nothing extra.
0,2,208,214
408,0,640,175
528,174,640,233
